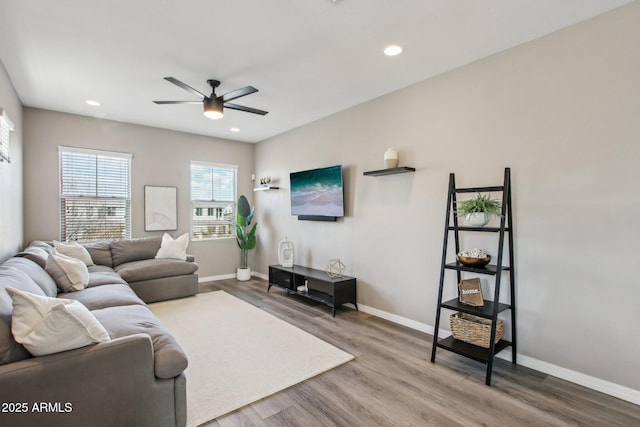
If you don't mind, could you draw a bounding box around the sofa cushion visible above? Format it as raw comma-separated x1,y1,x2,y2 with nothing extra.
0,268,43,366
82,240,113,267
7,287,111,357
59,284,146,310
45,249,89,292
0,318,30,365
155,233,189,261
111,236,162,267
92,304,188,379
3,257,58,297
27,240,54,253
87,265,128,288
15,246,50,269
114,258,198,283
53,240,94,266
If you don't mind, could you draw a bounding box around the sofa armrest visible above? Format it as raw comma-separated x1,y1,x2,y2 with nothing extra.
0,334,181,427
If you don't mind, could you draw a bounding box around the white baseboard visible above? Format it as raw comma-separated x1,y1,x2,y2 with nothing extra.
253,272,268,280
198,274,236,282
198,272,269,283
357,304,640,405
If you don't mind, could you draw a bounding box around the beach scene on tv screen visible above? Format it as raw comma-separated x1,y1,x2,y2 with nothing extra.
290,165,344,217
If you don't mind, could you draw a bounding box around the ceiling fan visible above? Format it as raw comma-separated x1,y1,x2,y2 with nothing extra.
153,77,268,120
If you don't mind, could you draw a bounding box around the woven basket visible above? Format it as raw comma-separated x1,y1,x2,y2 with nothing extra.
450,312,503,348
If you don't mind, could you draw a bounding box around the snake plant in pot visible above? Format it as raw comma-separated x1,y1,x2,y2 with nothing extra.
236,195,257,281
456,193,502,226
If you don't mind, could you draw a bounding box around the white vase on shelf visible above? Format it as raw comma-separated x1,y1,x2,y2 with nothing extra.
384,148,398,168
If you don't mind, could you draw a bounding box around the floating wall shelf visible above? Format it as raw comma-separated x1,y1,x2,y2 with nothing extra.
253,186,280,192
363,166,416,176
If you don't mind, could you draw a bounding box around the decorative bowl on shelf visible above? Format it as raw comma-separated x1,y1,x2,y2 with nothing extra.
457,249,491,267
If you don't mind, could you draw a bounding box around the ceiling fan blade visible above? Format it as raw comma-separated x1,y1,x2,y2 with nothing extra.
222,86,258,102
224,102,269,116
164,77,206,99
153,100,203,104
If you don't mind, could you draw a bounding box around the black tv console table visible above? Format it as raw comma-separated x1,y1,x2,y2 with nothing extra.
268,265,357,317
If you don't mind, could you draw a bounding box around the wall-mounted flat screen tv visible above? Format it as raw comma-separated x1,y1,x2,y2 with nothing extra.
290,165,344,221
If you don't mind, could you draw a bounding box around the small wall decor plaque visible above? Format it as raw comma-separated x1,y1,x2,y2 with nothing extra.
458,278,484,306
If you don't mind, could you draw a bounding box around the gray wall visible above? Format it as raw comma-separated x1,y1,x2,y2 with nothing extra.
254,3,640,392
23,108,255,278
0,59,23,261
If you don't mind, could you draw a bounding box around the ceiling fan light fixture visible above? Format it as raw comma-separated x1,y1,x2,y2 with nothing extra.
203,98,224,120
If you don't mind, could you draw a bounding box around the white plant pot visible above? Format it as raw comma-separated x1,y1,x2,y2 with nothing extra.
465,212,489,227
236,267,251,281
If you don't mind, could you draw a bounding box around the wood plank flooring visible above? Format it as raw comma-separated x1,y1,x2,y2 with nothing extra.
197,278,640,427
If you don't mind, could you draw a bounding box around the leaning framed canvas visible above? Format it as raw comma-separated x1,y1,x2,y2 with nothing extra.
145,186,177,231
458,278,484,306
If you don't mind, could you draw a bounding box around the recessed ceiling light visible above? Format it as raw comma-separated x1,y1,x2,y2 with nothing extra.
230,127,240,132
384,45,403,56
86,100,101,107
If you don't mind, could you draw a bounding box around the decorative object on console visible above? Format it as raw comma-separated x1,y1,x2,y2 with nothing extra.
236,195,257,281
384,148,398,168
455,193,502,227
457,248,491,267
278,237,294,267
458,278,484,306
325,259,345,278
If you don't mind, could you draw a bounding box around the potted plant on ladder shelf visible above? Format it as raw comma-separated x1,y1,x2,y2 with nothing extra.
456,193,502,227
236,195,257,281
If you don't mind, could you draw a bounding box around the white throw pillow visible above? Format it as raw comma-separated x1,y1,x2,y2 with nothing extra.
155,232,189,261
45,249,89,292
6,287,110,356
53,240,94,266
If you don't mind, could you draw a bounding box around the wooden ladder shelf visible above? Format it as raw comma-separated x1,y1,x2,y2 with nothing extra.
430,167,517,385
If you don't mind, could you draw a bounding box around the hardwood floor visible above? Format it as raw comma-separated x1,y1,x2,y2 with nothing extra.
197,278,639,427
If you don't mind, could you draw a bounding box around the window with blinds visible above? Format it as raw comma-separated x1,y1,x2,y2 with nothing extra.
191,161,237,240
59,147,132,241
0,108,14,163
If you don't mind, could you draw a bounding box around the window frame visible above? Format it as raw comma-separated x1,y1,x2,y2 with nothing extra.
0,108,14,163
190,160,238,242
58,146,132,242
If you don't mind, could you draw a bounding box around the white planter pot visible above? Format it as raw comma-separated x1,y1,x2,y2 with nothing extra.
465,212,489,227
236,267,251,281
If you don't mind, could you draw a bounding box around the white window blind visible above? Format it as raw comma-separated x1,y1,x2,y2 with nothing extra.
191,161,237,240
59,146,132,241
0,108,14,163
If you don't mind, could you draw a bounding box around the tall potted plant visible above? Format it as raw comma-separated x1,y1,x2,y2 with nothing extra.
236,195,257,281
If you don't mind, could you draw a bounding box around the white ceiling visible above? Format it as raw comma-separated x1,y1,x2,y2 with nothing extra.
0,0,632,143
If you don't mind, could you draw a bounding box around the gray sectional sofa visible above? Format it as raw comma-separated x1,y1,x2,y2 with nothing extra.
0,236,199,427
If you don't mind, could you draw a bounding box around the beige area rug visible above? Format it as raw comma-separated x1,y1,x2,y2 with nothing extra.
150,291,354,426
